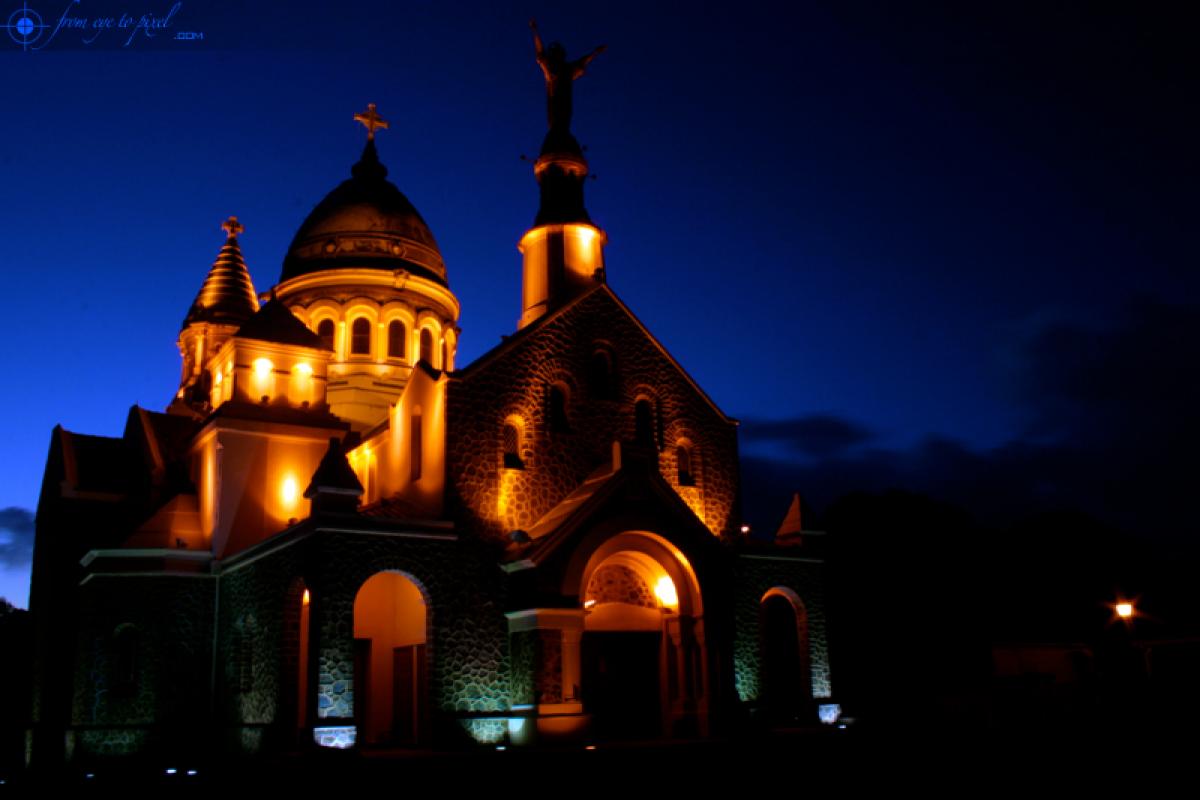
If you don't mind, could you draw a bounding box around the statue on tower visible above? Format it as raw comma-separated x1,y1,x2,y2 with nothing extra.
530,19,606,133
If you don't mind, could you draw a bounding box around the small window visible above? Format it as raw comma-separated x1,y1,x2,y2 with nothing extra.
316,319,335,352
419,328,434,365
677,444,695,486
442,339,451,371
549,385,570,433
635,399,655,447
236,629,255,693
590,349,614,399
387,320,407,359
503,423,524,469
351,318,371,355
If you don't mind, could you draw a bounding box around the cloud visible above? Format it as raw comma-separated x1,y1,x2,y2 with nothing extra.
740,414,874,459
0,507,35,568
738,300,1199,542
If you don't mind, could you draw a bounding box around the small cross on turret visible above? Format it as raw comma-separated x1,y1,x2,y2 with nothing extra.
354,103,389,140
222,215,244,238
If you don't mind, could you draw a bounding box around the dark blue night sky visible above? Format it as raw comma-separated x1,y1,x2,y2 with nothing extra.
1,1,1194,605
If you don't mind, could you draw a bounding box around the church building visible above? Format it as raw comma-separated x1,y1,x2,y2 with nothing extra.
29,36,833,764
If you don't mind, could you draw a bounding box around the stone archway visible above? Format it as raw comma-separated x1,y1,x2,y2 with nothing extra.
281,577,311,745
759,586,811,723
352,571,429,746
578,531,708,739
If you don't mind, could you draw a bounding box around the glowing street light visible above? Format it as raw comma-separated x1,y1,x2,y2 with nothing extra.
1115,601,1134,620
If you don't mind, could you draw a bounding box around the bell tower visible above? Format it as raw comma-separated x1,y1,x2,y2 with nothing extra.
518,21,608,329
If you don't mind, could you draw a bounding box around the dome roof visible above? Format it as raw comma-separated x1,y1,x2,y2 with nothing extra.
279,139,446,286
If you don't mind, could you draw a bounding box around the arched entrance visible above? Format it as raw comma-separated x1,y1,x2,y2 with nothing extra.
759,587,811,723
579,532,707,739
353,571,429,746
281,578,311,745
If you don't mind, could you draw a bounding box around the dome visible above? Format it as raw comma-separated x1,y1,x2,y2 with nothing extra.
279,139,447,286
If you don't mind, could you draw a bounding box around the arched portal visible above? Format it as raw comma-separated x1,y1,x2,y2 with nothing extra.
281,578,311,745
759,587,811,722
579,532,707,739
353,571,429,746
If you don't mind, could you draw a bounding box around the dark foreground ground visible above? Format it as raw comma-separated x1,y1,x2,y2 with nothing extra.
3,724,1196,794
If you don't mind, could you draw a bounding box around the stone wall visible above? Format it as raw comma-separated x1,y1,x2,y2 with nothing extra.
218,527,511,750
446,288,739,543
732,554,832,704
69,574,215,760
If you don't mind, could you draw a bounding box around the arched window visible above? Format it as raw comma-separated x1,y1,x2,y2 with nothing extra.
676,443,695,486
351,317,372,355
387,320,407,359
503,423,523,469
634,399,655,447
549,384,570,433
441,339,450,371
419,328,434,365
316,319,335,352
590,349,614,399
410,411,423,481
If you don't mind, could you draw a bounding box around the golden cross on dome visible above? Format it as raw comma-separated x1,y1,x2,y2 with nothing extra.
354,103,389,140
222,215,244,238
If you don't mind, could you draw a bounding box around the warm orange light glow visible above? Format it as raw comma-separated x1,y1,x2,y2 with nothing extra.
1116,602,1134,619
293,362,312,377
302,589,310,606
740,524,751,534
496,467,517,522
254,357,273,378
583,599,596,609
280,476,298,506
654,575,678,609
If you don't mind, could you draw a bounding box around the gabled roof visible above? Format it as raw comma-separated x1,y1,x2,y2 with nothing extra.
125,406,200,472
57,428,130,497
305,437,363,498
359,494,436,521
503,443,717,570
453,284,736,424
234,298,329,350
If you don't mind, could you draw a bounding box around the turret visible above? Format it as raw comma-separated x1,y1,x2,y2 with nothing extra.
518,23,608,329
171,216,259,415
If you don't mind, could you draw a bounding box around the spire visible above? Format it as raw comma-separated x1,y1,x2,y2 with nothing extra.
354,102,389,140
517,24,608,329
182,217,259,329
533,129,592,226
528,20,604,226
349,103,391,182
305,437,364,513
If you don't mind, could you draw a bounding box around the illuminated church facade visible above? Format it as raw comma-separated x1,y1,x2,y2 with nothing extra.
30,61,832,764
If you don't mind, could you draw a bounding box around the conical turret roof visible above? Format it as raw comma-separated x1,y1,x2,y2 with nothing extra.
183,217,259,329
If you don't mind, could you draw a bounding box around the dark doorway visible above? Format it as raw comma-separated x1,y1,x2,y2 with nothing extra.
582,631,662,739
354,638,371,733
760,594,810,722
